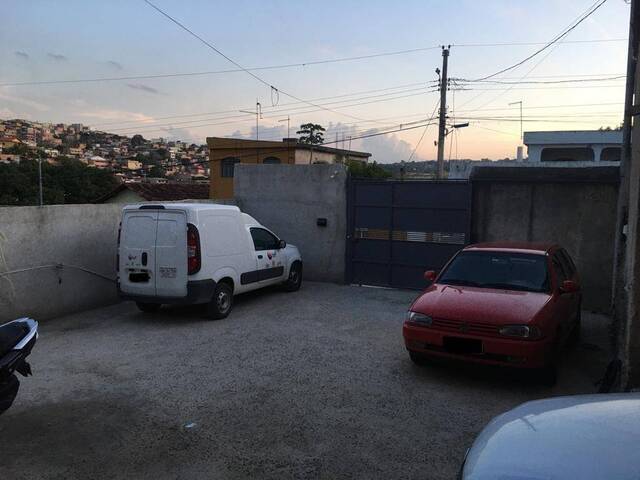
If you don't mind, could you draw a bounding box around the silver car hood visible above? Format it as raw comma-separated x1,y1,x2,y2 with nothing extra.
463,393,640,480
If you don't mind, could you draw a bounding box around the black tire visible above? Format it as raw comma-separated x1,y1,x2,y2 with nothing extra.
206,282,233,320
537,363,558,386
409,351,428,366
568,308,582,346
0,374,19,415
136,302,161,313
282,262,302,292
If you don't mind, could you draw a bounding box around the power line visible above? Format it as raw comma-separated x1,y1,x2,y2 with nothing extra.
453,74,626,85
0,38,626,88
407,101,440,161
472,0,609,82
90,81,434,127
143,0,384,124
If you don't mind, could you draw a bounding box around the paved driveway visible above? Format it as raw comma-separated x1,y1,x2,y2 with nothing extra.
0,282,610,479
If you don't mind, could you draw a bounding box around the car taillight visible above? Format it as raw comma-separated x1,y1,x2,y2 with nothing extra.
116,222,121,272
187,223,201,275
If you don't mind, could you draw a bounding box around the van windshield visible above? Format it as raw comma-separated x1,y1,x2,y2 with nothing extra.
438,251,550,293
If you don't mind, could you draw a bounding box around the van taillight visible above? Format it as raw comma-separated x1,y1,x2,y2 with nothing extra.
116,222,121,272
187,223,201,275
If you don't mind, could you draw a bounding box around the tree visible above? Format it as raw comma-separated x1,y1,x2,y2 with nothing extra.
346,160,391,179
296,123,325,145
131,134,146,147
149,165,165,178
0,157,119,205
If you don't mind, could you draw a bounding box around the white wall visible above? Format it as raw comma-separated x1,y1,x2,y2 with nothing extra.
0,205,122,322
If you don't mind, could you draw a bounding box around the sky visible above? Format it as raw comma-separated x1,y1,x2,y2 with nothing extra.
0,0,630,162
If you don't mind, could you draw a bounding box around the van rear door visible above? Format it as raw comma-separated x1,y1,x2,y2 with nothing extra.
120,208,188,298
155,210,188,297
120,209,158,297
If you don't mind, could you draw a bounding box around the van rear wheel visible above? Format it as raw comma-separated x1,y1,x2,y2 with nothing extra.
206,282,233,320
136,302,161,313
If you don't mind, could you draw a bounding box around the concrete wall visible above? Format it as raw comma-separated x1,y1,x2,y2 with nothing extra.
471,167,619,312
0,204,122,322
234,164,348,283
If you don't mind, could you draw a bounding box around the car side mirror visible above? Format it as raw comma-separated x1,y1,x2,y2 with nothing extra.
424,270,437,282
560,280,578,293
278,239,287,249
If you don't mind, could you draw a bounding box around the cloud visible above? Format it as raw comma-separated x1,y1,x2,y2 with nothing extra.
323,122,426,163
127,83,160,94
107,60,123,70
0,88,50,112
47,52,67,62
14,51,29,60
77,109,155,123
229,125,286,141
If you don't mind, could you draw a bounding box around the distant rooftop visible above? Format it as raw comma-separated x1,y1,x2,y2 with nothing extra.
206,136,371,158
96,182,210,203
523,130,622,145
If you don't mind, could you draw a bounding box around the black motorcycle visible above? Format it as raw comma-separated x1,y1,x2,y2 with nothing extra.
0,318,38,415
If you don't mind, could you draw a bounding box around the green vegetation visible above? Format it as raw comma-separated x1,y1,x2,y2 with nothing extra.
0,157,119,205
296,123,326,145
346,160,392,179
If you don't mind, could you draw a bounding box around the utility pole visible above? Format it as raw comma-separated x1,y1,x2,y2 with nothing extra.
38,157,43,206
509,100,523,140
278,115,290,138
436,46,450,179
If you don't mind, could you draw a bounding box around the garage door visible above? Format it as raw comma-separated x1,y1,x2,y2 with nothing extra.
346,180,471,289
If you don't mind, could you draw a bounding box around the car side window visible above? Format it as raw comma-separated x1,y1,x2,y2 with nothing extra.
250,228,279,251
552,255,568,284
558,249,576,276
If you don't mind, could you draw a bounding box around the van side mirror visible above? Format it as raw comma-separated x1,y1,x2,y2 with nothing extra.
560,280,578,293
278,239,287,249
424,270,437,282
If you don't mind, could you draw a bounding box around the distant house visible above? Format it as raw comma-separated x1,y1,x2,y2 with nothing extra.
207,136,371,198
96,182,211,204
0,137,21,150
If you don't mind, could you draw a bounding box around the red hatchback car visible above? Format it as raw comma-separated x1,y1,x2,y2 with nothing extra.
403,242,581,383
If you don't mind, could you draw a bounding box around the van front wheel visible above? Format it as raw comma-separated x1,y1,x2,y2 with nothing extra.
206,282,233,320
282,262,302,292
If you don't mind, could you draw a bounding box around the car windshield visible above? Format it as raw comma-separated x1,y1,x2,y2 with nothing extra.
438,251,550,293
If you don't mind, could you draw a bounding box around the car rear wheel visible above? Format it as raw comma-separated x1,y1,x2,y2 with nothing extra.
282,262,302,292
206,282,233,320
136,302,161,313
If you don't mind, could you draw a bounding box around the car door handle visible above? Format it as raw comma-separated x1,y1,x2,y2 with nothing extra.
257,255,263,259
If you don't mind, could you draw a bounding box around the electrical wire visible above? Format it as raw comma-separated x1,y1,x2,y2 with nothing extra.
143,0,377,124
407,101,440,162
472,0,609,82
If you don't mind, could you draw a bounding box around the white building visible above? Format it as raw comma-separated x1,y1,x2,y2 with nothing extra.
524,130,622,164
449,129,622,179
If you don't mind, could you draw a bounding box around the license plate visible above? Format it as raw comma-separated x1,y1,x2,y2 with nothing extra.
443,336,483,354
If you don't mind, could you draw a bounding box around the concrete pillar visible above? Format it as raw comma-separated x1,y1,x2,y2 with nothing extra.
622,31,640,389
592,145,604,162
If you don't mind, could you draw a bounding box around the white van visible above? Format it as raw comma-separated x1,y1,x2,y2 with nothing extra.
117,203,302,319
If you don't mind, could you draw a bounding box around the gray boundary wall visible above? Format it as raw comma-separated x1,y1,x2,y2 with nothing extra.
471,166,619,312
0,204,122,322
234,164,348,283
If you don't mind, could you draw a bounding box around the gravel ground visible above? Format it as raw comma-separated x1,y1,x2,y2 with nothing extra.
0,282,611,479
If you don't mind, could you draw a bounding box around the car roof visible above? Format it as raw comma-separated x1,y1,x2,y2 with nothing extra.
122,202,240,212
463,242,558,255
463,393,640,479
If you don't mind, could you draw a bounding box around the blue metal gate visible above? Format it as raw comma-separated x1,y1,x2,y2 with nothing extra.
346,180,472,289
